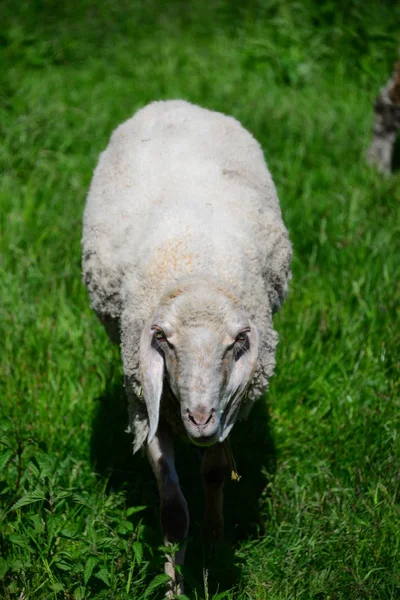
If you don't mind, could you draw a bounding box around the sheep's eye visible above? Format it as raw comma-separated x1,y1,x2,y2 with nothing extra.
235,328,250,342
154,330,165,340
233,329,250,361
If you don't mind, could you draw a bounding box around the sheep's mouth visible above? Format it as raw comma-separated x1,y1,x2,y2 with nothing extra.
187,429,220,447
184,421,221,447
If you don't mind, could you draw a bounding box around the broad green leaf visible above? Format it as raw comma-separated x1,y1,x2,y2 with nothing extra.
0,557,8,579
126,505,147,516
54,490,73,502
29,514,45,534
84,556,98,585
132,541,143,565
11,490,45,510
7,581,18,593
35,454,54,479
8,533,31,550
55,560,72,572
27,459,40,478
74,586,86,600
60,524,79,539
144,574,170,598
9,559,25,572
0,449,13,473
117,520,134,534
95,567,110,587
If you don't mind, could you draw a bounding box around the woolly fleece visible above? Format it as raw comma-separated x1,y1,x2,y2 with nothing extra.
82,100,292,451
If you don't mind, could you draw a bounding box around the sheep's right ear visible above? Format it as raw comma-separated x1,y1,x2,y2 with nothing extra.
139,326,164,444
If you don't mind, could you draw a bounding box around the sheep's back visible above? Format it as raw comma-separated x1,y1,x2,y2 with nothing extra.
82,100,290,322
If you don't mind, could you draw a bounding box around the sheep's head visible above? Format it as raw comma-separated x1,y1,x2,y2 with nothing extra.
139,280,259,446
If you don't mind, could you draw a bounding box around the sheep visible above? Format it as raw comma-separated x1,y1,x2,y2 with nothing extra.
368,57,400,174
82,99,292,596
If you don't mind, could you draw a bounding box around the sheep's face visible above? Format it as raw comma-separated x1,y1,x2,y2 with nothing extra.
140,283,259,446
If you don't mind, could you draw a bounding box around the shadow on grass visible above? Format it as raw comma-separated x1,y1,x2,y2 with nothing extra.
91,378,276,596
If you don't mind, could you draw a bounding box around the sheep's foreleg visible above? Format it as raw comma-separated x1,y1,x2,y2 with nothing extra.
147,427,189,597
201,442,230,542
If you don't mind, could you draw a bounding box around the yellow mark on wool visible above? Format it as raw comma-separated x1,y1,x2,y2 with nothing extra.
149,233,195,280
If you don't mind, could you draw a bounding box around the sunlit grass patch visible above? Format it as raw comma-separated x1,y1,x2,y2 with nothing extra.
1,1,399,598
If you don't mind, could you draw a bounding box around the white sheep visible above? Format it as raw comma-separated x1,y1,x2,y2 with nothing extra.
82,100,292,596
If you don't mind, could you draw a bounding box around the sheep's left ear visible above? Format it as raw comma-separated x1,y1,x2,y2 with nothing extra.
219,323,259,441
139,325,164,444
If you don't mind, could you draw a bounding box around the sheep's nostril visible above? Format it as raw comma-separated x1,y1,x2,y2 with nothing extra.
186,407,215,427
205,408,216,425
187,411,197,425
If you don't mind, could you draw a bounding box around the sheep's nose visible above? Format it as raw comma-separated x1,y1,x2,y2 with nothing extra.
186,407,216,428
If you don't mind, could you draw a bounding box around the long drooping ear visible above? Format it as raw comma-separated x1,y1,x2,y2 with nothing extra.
139,325,164,444
219,323,259,442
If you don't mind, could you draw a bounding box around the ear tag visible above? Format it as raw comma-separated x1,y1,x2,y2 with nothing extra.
231,470,242,482
223,441,241,483
138,386,143,397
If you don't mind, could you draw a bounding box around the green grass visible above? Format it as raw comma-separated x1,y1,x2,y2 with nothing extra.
1,1,400,598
